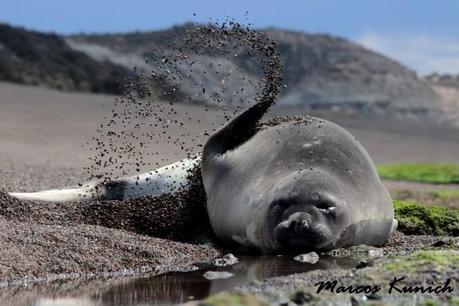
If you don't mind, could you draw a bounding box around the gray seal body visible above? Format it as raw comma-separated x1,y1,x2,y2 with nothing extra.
202,113,396,253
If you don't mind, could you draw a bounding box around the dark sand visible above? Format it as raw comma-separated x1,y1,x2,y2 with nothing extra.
0,161,219,286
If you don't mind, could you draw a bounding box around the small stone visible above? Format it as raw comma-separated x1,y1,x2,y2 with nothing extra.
350,296,360,306
290,290,314,304
368,248,384,257
366,294,382,300
355,260,373,269
180,265,200,272
213,253,239,267
432,240,446,247
203,271,234,280
294,252,319,264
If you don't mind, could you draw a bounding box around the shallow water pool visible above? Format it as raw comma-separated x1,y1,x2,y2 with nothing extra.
24,255,358,306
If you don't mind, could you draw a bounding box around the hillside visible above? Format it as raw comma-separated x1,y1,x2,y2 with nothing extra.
0,23,453,124
425,74,459,126
269,29,440,113
67,25,443,114
0,23,129,94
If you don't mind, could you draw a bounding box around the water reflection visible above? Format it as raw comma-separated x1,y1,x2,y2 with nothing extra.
32,255,358,306
34,298,100,306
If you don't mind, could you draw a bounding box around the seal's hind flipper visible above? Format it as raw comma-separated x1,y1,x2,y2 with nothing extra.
8,157,201,203
8,183,100,203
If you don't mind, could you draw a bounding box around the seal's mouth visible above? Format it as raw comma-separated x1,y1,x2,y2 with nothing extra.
273,212,334,251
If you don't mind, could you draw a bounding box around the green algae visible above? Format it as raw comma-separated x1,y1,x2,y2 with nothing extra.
382,250,459,272
377,164,459,184
394,200,459,236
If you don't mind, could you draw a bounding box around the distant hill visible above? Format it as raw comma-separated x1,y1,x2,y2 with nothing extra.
425,74,459,89
0,23,128,94
0,23,453,125
425,74,459,126
269,30,440,113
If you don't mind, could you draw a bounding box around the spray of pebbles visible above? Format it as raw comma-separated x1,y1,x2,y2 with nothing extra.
71,19,284,239
82,19,282,185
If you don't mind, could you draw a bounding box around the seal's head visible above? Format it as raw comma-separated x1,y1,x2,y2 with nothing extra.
266,172,349,252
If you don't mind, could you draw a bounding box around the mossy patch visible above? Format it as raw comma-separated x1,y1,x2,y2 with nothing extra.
389,189,459,210
377,163,459,184
200,292,268,306
382,250,459,272
417,298,459,306
394,200,459,236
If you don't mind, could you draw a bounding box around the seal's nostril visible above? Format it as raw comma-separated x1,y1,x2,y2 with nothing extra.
285,213,311,233
301,219,309,230
294,221,301,233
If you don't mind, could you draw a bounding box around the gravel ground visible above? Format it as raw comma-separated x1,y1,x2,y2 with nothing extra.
0,162,220,287
238,233,459,305
238,260,458,305
0,218,219,286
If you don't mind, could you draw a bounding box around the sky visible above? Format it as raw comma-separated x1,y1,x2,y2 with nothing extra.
1,0,459,75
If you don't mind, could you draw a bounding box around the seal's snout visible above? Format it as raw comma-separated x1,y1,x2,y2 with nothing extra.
273,207,335,251
278,212,311,233
274,212,312,243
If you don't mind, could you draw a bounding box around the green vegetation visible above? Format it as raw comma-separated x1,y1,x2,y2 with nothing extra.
382,250,459,272
377,163,459,184
201,292,268,306
427,189,459,201
394,200,459,236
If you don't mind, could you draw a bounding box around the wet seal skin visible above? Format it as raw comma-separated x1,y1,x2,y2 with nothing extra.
8,22,396,253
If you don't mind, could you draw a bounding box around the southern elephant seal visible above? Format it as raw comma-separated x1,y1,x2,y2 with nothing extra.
202,104,396,252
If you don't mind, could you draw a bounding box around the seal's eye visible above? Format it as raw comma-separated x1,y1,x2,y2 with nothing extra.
269,200,289,231
271,203,283,214
270,199,295,225
315,201,336,214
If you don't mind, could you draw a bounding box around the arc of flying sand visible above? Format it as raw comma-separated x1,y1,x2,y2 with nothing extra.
202,24,283,166
8,23,283,203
